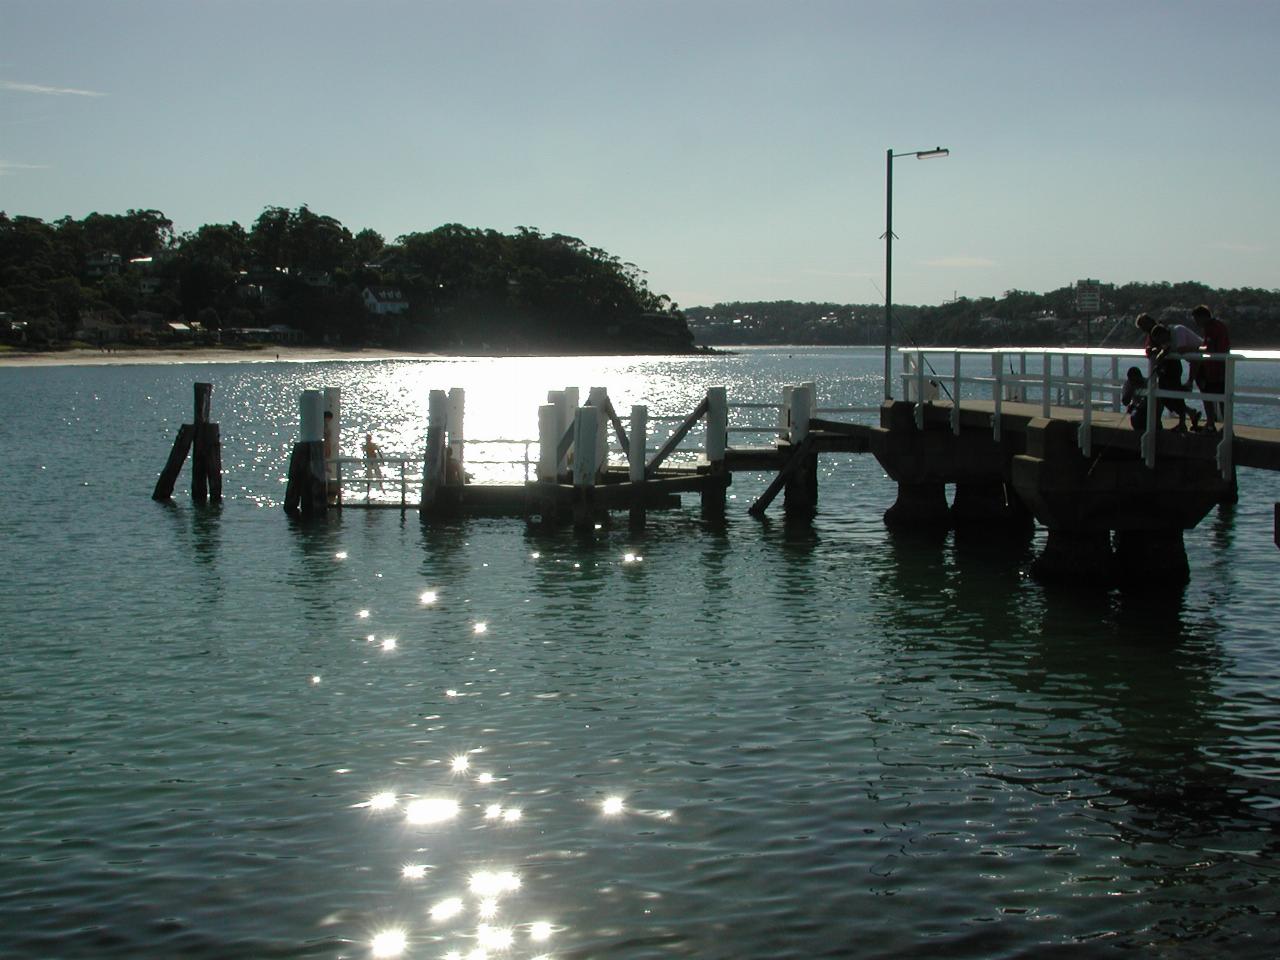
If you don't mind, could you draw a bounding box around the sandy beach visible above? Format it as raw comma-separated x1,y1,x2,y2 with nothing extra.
0,346,443,368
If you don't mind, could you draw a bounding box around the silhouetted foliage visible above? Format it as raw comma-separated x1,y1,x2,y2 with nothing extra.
0,207,692,353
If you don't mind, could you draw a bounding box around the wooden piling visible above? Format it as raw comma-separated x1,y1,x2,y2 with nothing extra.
153,425,195,501
629,404,648,527
783,385,818,516
420,389,448,512
702,386,729,517
572,405,599,532
284,389,327,517
153,382,221,504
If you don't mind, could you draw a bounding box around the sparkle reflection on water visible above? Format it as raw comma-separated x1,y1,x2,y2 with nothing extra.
1,349,1279,959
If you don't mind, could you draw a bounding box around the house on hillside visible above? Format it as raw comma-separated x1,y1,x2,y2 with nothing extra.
85,251,122,280
363,286,409,316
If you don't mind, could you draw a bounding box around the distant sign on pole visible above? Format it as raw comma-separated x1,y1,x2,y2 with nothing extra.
1075,279,1102,314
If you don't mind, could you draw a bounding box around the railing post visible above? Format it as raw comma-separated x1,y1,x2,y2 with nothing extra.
992,352,1003,442
1041,352,1051,417
1078,354,1093,457
903,352,917,401
950,352,960,435
915,353,926,427
1219,354,1236,480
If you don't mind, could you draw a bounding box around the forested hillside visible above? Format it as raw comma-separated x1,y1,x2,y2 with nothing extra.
0,207,693,353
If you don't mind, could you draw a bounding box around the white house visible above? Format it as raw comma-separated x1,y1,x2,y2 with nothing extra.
363,286,409,316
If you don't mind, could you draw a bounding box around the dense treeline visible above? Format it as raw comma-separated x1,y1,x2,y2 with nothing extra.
0,207,693,353
687,282,1280,348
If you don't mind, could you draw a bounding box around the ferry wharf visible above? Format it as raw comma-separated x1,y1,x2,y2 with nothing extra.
156,346,1280,589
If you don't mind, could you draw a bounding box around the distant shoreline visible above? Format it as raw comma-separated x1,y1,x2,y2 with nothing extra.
0,343,724,368
0,345,447,368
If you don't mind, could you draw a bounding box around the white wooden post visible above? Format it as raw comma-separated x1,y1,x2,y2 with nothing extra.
551,389,574,473
587,386,609,477
629,405,647,482
780,385,793,438
300,390,324,443
706,387,727,465
790,385,812,444
573,406,599,490
537,403,558,482
903,353,917,401
447,387,465,465
421,389,448,507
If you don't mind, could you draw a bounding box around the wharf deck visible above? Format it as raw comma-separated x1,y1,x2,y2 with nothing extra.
936,400,1280,471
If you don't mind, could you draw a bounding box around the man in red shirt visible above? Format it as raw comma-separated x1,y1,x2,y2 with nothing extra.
1192,304,1230,431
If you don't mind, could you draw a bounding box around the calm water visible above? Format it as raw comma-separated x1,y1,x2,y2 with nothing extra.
2,347,1278,959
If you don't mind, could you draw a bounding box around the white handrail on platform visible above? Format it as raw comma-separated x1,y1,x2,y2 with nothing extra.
897,346,1280,479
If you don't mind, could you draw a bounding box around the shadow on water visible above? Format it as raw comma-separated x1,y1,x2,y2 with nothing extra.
158,501,225,601
869,524,1279,863
283,512,351,629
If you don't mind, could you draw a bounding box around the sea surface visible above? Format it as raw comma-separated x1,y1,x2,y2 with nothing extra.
2,346,1278,959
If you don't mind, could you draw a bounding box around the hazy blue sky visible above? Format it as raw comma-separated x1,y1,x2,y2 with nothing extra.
2,0,1276,307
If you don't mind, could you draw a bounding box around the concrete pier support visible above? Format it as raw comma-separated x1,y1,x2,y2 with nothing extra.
1113,528,1190,588
1032,528,1117,586
1012,418,1227,589
951,480,1034,535
884,481,951,532
871,400,1011,534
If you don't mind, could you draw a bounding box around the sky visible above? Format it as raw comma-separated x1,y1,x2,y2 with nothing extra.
2,0,1277,308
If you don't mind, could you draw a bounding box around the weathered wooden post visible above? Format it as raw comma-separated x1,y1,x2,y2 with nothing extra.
420,389,448,513
548,389,571,478
587,387,610,478
154,381,222,504
572,405,599,532
702,386,728,517
323,387,340,505
629,403,648,527
448,387,465,476
284,389,327,516
537,402,561,522
784,384,818,517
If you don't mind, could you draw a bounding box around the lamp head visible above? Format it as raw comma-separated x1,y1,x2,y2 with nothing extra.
915,147,949,159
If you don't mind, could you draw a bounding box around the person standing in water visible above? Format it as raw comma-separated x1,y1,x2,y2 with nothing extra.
362,433,384,492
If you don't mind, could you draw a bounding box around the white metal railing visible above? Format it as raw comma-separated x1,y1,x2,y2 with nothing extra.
329,437,537,506
898,346,1280,479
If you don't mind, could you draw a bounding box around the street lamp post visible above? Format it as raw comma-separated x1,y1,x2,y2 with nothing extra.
883,146,949,399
